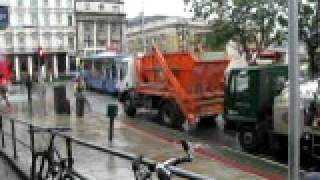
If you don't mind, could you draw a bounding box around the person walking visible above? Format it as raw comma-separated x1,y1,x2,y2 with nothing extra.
25,74,32,102
0,53,11,107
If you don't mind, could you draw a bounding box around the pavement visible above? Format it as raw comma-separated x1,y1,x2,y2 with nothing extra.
0,156,22,180
0,83,287,180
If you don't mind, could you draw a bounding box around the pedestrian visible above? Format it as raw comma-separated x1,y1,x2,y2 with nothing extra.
74,75,91,116
0,53,11,107
25,74,32,102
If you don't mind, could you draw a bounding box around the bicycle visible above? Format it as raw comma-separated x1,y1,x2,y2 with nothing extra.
32,127,75,180
132,140,193,180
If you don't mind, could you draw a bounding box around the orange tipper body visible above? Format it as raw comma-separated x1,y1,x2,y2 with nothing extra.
134,46,230,125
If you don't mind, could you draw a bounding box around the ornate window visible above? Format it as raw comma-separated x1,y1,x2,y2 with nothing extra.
99,3,104,11
85,2,90,10
18,12,24,25
17,0,23,7
57,33,64,48
43,33,52,48
43,13,50,26
44,0,49,7
56,13,62,25
5,33,12,46
56,0,61,7
17,33,25,49
30,0,37,7
31,12,38,25
68,36,74,50
31,32,38,48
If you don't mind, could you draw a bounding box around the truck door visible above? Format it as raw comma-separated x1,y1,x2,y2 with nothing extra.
226,70,254,122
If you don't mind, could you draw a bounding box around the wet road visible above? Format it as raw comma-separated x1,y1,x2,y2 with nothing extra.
0,83,286,179
0,156,21,180
83,90,240,150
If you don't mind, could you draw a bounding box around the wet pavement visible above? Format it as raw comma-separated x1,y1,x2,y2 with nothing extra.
0,156,21,180
0,83,287,179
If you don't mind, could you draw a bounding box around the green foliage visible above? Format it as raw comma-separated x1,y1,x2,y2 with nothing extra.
185,0,286,53
205,19,236,50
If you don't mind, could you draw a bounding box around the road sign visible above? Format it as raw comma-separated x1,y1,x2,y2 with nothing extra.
0,6,9,29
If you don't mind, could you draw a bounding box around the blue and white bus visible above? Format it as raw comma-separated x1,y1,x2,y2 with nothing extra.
80,52,134,94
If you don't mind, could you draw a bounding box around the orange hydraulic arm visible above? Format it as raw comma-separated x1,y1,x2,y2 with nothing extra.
151,46,196,123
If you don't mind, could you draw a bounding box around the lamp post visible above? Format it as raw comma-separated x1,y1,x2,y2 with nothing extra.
288,0,300,179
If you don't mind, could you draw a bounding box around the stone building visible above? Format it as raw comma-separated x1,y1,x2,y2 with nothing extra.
0,0,126,81
127,16,210,54
1,0,76,81
76,0,126,58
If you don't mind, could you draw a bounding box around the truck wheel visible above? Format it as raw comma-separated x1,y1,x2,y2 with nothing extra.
239,126,259,153
182,121,197,132
124,98,136,117
160,101,183,128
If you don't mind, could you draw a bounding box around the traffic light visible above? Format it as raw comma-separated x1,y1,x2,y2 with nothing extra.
37,47,45,66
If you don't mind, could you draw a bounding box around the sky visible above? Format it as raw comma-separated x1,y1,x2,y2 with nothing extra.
124,0,193,18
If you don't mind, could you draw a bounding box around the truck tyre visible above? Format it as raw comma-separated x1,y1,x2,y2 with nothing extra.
239,126,259,153
160,101,183,128
124,94,136,117
182,121,197,132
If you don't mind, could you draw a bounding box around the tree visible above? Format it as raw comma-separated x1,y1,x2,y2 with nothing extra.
184,0,286,60
277,1,318,76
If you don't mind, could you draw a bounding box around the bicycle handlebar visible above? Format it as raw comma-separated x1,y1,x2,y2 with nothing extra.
163,156,192,167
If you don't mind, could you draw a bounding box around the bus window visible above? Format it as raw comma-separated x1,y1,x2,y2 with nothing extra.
112,64,117,80
120,63,127,80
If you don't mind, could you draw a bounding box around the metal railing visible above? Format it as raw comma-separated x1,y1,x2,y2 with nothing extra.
0,116,212,180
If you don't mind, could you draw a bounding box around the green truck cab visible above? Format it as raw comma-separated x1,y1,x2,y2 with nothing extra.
224,64,288,152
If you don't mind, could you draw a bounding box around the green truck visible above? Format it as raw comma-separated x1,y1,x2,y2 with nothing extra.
224,64,320,157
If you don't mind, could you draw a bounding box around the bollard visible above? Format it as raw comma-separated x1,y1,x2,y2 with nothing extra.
66,137,73,173
26,75,32,102
107,104,118,142
29,125,36,180
0,116,4,148
11,119,17,159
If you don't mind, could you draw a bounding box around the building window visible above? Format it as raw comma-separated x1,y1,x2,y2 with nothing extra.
68,36,74,50
111,23,117,33
112,5,120,13
44,33,51,48
44,13,49,26
31,12,38,25
31,0,37,7
18,33,25,49
84,34,93,47
17,0,23,7
68,15,72,26
18,12,24,25
5,33,12,46
56,13,62,25
99,3,104,11
97,23,105,33
31,33,38,48
67,0,72,7
56,0,61,7
57,34,64,48
44,0,48,7
85,2,90,10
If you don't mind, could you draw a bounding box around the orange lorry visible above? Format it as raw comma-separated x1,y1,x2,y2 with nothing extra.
122,46,230,130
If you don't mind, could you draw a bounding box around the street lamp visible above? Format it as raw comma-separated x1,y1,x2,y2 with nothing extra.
288,0,300,179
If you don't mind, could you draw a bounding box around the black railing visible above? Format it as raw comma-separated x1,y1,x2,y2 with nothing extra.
0,116,212,180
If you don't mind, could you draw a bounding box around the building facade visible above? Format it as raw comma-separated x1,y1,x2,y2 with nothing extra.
0,0,126,81
127,16,210,54
75,0,126,58
1,0,76,81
